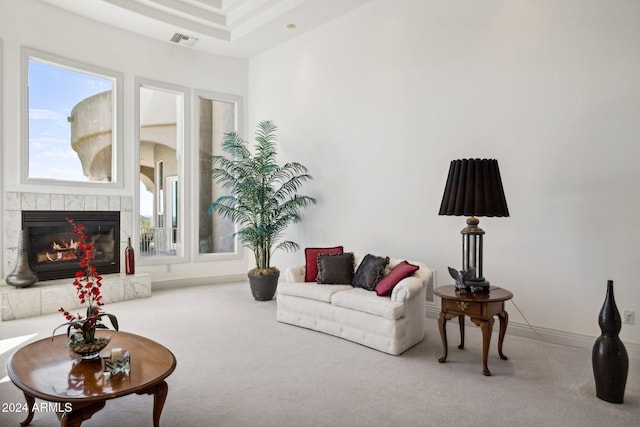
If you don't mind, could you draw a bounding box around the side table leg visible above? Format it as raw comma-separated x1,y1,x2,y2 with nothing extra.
458,314,465,349
497,311,509,360
437,311,449,363
20,392,35,427
480,317,495,376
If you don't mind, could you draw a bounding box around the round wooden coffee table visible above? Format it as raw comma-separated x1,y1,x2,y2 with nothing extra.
7,331,176,427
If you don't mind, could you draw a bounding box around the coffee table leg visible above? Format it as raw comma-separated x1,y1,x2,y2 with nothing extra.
59,402,105,427
138,380,169,427
153,381,169,427
20,392,35,427
497,310,509,360
137,380,169,426
480,317,495,376
437,311,448,363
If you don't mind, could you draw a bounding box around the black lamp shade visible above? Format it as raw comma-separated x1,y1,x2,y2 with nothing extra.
439,159,509,217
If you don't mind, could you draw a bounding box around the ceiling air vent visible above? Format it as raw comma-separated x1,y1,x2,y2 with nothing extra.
170,32,198,47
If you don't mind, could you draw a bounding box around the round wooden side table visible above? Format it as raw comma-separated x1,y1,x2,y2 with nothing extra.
433,285,513,376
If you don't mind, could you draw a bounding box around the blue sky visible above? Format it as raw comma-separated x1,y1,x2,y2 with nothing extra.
28,59,112,181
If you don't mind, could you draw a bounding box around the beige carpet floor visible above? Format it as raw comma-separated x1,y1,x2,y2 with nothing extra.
0,281,638,427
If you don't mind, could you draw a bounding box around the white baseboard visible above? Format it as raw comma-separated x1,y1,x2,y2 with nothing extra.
425,304,640,361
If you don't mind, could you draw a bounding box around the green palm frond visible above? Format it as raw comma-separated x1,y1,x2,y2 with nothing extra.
208,120,316,269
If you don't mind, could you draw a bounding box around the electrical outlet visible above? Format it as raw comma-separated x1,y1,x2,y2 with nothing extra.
623,310,635,325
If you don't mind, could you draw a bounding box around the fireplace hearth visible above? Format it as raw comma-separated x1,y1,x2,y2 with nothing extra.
22,211,120,281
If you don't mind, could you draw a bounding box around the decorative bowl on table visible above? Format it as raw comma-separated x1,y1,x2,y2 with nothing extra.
68,333,111,360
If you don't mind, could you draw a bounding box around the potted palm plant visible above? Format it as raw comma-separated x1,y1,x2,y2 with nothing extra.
209,120,316,300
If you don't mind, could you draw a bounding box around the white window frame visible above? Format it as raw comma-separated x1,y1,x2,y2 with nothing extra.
20,48,123,187
193,89,243,262
135,77,190,265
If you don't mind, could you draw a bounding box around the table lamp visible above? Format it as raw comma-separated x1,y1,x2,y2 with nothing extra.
438,158,509,292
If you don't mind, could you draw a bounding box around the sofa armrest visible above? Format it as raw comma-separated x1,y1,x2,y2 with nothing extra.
391,276,423,302
390,264,432,302
284,265,306,282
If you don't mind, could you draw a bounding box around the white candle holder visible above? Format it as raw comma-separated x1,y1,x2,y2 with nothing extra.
105,348,130,376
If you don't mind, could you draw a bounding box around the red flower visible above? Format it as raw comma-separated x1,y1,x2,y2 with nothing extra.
57,217,117,343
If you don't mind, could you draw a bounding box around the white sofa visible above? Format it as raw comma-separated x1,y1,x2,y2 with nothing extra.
277,256,432,355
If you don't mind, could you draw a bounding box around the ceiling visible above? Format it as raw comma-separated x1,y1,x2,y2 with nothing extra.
38,0,372,58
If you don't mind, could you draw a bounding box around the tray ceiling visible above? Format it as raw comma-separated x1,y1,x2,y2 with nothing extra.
37,0,372,58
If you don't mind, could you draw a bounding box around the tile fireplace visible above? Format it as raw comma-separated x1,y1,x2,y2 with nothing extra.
23,210,120,281
1,193,150,321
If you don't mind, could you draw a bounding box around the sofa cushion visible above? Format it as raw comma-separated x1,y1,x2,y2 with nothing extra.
375,261,420,296
305,246,344,282
317,252,354,284
278,281,353,303
352,254,389,290
331,288,405,320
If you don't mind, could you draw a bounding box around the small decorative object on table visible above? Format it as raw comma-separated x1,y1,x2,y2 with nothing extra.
447,267,480,293
52,217,119,360
106,347,131,376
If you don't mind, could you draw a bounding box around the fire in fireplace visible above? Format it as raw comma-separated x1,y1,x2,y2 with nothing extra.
22,211,120,281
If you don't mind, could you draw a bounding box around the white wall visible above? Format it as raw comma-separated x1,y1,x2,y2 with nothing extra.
0,0,250,283
249,0,640,345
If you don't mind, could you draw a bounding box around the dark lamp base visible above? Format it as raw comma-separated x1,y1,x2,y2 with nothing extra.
463,279,491,293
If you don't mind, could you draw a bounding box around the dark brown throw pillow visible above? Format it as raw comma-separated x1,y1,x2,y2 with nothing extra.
317,252,354,284
305,246,344,282
352,254,390,291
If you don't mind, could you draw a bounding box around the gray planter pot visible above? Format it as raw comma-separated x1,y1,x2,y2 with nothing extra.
248,271,279,301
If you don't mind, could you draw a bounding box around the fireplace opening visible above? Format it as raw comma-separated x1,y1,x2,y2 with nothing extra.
22,211,120,281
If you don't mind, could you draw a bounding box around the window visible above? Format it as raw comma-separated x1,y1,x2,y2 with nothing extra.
195,91,241,256
22,49,122,185
137,80,188,261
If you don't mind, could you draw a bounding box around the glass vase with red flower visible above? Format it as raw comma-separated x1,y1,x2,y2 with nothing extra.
52,218,119,360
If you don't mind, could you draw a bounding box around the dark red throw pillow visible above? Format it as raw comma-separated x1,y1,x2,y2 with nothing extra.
375,261,420,296
305,246,344,282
